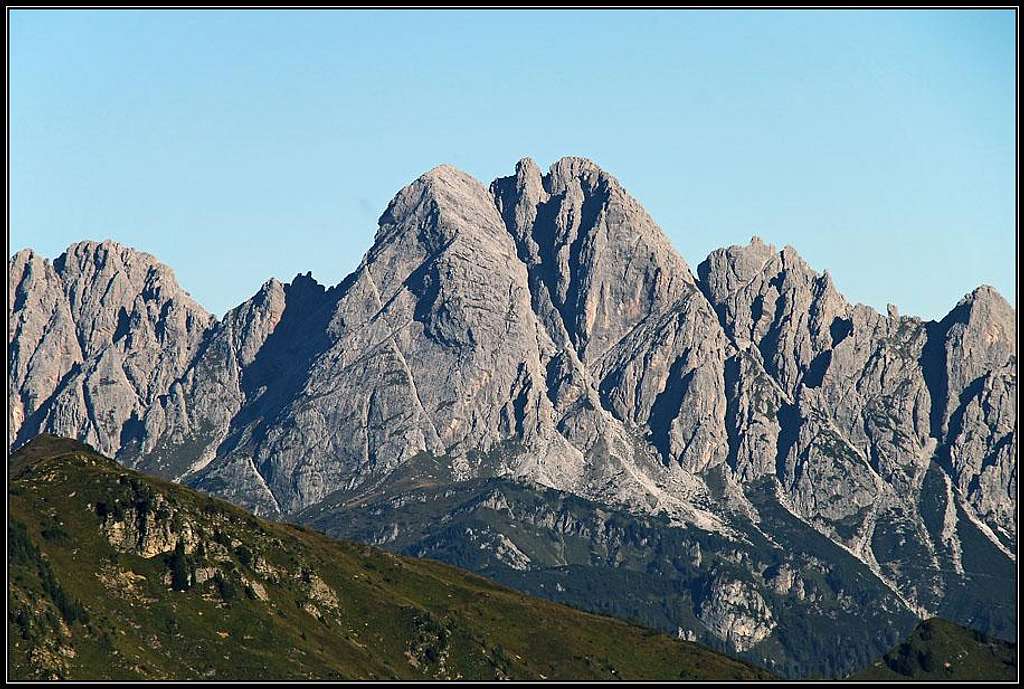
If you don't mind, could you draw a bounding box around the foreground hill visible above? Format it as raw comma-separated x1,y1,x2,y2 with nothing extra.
850,618,1016,681
7,435,773,681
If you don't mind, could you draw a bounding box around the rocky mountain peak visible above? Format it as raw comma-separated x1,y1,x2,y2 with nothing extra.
697,237,777,300
513,155,544,179
285,271,327,300
543,155,609,190
938,283,1016,387
698,237,853,397
962,283,1011,305
947,284,1015,346
492,156,696,363
252,276,285,300
372,162,512,264
56,239,198,296
8,239,214,457
10,246,39,271
8,158,1017,658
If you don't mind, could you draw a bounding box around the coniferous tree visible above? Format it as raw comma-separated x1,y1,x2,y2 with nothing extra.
169,540,191,591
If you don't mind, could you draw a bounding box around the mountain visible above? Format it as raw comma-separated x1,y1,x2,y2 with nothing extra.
8,156,1017,677
295,454,922,678
8,435,773,681
850,618,1016,681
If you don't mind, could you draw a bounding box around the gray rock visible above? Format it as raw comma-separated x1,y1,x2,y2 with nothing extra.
492,157,696,365
935,287,1017,541
698,237,850,398
697,576,776,653
9,241,213,458
697,235,1016,554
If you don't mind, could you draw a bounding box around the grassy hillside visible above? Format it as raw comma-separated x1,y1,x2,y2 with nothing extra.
7,435,774,681
850,618,1016,681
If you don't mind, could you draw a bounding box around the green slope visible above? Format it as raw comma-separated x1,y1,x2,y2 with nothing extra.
850,618,1016,681
7,435,773,681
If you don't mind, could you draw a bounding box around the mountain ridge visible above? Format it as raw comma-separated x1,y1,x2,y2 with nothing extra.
8,156,1017,677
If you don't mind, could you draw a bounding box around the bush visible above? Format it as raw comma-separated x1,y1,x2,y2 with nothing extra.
236,545,254,568
11,608,33,641
41,524,70,544
213,571,238,602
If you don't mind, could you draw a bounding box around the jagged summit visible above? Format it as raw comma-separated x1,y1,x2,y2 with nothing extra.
372,160,507,260
286,270,327,294
494,155,638,208
506,155,609,180
513,155,543,175
954,283,1015,321
60,237,160,262
699,235,1015,324
13,238,158,265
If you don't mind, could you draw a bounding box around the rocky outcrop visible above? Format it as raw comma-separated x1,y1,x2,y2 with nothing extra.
98,490,199,558
299,570,341,621
698,238,849,397
697,577,776,653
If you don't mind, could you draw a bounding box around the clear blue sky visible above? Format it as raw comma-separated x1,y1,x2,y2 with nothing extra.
9,9,1016,319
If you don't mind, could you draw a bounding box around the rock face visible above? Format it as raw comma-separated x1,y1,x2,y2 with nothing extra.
697,577,776,653
698,238,1016,550
8,157,1017,662
99,491,199,559
9,242,213,458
